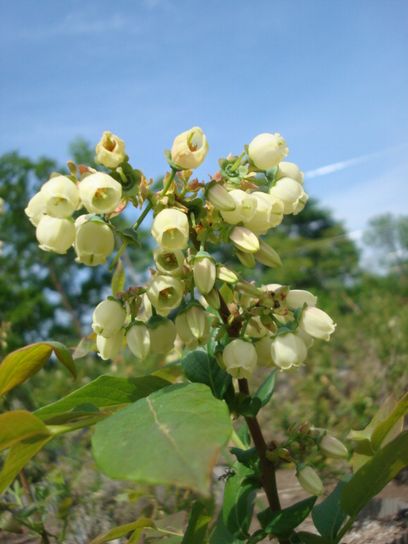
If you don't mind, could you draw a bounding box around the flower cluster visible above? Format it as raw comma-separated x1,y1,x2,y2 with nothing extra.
25,126,335,379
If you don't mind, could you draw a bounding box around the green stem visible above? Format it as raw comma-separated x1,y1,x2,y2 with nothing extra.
132,168,177,232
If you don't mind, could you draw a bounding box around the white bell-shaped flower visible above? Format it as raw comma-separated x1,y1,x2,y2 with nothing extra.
36,216,75,254
25,191,47,226
126,322,151,360
171,127,208,170
79,172,122,214
96,330,124,360
153,248,185,276
270,333,307,369
40,175,80,218
243,192,284,234
299,307,336,341
193,255,216,295
276,161,304,184
248,133,288,170
286,290,317,309
221,189,257,225
146,274,184,316
95,131,126,169
297,466,323,496
151,208,189,251
147,316,177,354
269,177,304,214
74,216,115,266
222,339,258,379
92,299,126,338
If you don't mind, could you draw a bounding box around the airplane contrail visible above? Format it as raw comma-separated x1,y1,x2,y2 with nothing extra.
304,142,408,179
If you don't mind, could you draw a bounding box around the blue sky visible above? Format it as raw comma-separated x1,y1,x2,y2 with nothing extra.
1,0,407,241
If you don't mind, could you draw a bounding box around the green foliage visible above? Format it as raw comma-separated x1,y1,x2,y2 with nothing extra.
0,341,76,395
0,149,108,354
221,462,259,539
89,517,155,544
181,501,212,544
312,480,349,543
341,430,408,517
258,497,317,539
34,374,170,423
92,383,232,495
181,349,232,400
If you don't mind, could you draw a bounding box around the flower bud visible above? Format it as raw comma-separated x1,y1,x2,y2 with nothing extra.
320,435,348,459
270,333,307,369
254,336,274,367
96,330,124,360
79,172,122,214
220,190,257,225
36,216,75,254
40,175,80,218
297,466,323,496
74,216,115,266
217,266,238,283
126,322,151,360
299,307,336,341
171,127,208,170
243,192,284,235
254,240,282,268
206,183,236,211
25,192,47,226
222,339,257,379
151,208,189,251
193,254,216,295
248,133,288,170
204,289,220,310
230,226,259,254
95,131,126,169
146,275,184,316
276,161,304,184
175,306,210,347
147,316,177,354
286,290,317,309
92,299,126,338
153,248,185,275
269,178,304,214
235,250,256,268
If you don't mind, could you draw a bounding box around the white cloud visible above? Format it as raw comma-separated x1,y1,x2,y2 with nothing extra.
305,143,408,180
323,163,408,232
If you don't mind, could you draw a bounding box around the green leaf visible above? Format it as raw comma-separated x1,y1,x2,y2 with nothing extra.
34,374,170,423
253,370,277,409
210,513,246,544
348,393,407,455
259,496,317,537
89,517,155,544
371,392,408,450
181,350,232,400
0,435,52,493
111,258,126,296
182,501,212,544
118,227,141,246
312,479,349,542
0,410,50,452
295,532,329,544
92,383,232,495
221,462,259,539
341,430,408,517
0,341,76,395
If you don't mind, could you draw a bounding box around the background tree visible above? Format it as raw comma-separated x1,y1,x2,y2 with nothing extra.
0,143,108,355
363,213,408,277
